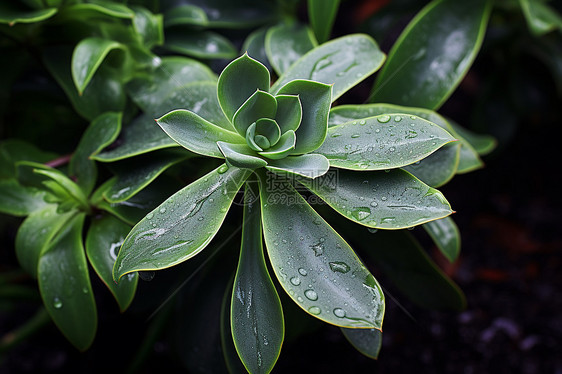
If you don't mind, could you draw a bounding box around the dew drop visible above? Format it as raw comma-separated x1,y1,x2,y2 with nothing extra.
146,213,154,220
329,261,351,273
351,134,361,138
308,306,321,315
53,297,63,309
377,115,391,123
333,308,346,318
159,207,166,214
290,277,301,286
82,287,88,294
297,296,304,302
197,217,204,221
394,116,402,122
359,120,366,125
304,289,318,301
389,147,396,152
217,164,229,174
370,201,378,207
298,268,308,276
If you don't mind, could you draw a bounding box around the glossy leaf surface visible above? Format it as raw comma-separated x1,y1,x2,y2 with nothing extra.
242,27,270,69
132,6,163,48
61,2,134,19
265,23,317,75
86,215,137,311
217,142,268,169
341,327,382,359
307,0,340,43
315,114,456,170
299,168,452,229
157,110,244,158
402,143,460,187
274,95,302,133
259,130,296,160
38,214,97,351
370,0,491,109
15,205,75,278
448,120,496,156
232,90,277,136
71,37,125,94
218,54,271,122
165,30,237,59
0,3,57,25
277,80,331,154
271,34,385,102
69,112,122,196
260,175,385,329
231,182,284,374
520,0,562,36
265,154,329,179
0,180,49,216
423,216,461,262
113,165,251,280
164,4,208,27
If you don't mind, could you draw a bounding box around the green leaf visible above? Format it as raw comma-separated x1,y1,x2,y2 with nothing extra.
126,58,216,115
307,0,340,44
362,230,465,310
164,4,208,27
165,30,237,59
38,213,97,351
104,149,190,203
341,327,382,360
43,47,126,121
259,174,385,329
448,120,496,156
402,143,461,187
69,112,122,196
0,3,57,25
370,0,492,109
274,95,302,133
71,37,125,95
60,2,134,19
423,216,461,263
0,179,49,216
217,142,268,169
271,34,385,102
259,130,296,160
231,181,284,374
456,140,484,174
218,54,271,122
86,215,138,312
315,114,456,171
519,0,562,35
242,27,270,69
113,165,251,280
265,22,317,76
0,139,57,180
277,80,331,155
91,114,177,162
157,110,244,158
299,168,452,229
232,90,277,136
265,153,328,178
15,205,75,278
132,5,164,48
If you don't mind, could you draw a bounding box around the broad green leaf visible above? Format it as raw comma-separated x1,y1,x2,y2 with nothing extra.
86,215,137,312
456,140,484,174
71,37,125,95
242,27,270,69
43,47,126,121
307,0,340,43
341,327,382,360
173,0,275,28
0,179,49,216
448,120,496,156
126,58,216,115
93,177,179,226
157,110,244,158
0,139,57,180
132,6,164,48
69,112,122,196
164,4,208,27
38,214,97,351
218,54,271,122
259,130,296,160
423,216,460,263
271,34,385,102
231,182,284,374
519,0,562,35
362,230,465,310
232,90,277,136
402,143,461,187
0,3,57,25
265,153,328,179
259,174,385,329
274,95,302,133
370,0,492,109
165,30,237,59
217,142,268,169
59,2,134,19
104,150,189,203
277,80,331,155
315,114,456,171
15,205,75,278
299,168,452,229
265,22,317,76
91,114,177,162
113,165,251,280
